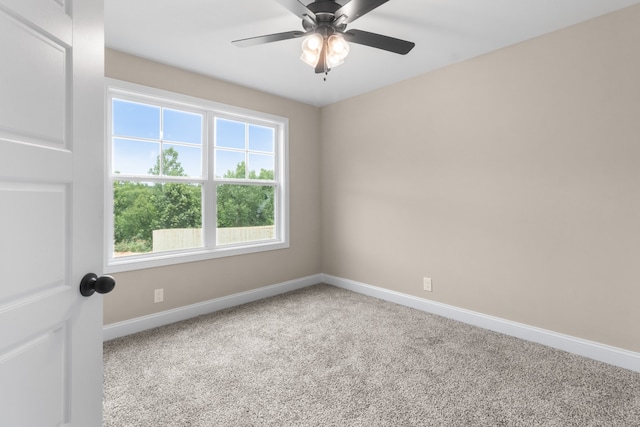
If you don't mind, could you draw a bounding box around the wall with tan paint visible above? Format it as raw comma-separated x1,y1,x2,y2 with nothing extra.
321,5,640,352
105,5,640,354
103,49,322,324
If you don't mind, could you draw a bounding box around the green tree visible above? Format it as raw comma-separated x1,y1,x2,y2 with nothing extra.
113,181,157,252
114,148,201,253
148,147,185,176
113,152,274,253
217,162,274,228
152,183,201,230
148,148,201,232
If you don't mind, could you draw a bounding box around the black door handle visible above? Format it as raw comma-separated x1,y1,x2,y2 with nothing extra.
79,273,116,297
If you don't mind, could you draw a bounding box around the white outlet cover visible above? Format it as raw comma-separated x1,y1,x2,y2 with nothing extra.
423,278,432,292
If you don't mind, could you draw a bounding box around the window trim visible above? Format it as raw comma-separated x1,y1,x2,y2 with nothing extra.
104,79,289,273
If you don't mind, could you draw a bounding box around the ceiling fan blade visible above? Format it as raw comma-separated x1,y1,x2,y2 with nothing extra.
232,30,305,47
275,0,316,20
335,0,389,24
343,29,415,55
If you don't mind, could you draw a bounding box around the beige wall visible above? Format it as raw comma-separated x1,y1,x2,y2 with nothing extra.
104,49,322,324
321,6,640,352
105,5,640,354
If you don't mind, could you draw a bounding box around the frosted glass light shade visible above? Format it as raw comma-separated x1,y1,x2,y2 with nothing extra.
326,35,349,69
300,33,350,70
300,33,323,67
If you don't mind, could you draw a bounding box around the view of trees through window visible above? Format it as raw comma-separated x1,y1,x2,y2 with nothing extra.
108,89,285,265
114,147,275,254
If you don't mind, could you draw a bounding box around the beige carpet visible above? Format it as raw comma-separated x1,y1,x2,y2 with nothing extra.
104,284,640,426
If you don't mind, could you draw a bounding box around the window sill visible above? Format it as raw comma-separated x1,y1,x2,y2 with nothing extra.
104,240,290,273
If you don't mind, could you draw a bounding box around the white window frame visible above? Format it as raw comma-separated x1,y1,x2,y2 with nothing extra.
105,79,289,273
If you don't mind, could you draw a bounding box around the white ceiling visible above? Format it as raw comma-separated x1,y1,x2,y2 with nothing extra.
105,0,640,107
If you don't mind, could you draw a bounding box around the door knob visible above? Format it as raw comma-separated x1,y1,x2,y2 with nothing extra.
79,273,116,297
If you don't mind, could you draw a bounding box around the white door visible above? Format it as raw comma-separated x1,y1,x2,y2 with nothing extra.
0,0,106,425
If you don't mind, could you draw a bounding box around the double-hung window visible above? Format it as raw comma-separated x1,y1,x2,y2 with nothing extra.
106,80,288,272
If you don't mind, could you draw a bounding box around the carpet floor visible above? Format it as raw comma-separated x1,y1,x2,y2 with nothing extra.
103,284,640,426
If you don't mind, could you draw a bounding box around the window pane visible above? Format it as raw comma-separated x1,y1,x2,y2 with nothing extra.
215,149,245,178
248,153,274,180
215,118,245,149
216,184,275,245
112,99,160,139
113,181,203,257
249,125,274,152
113,138,160,175
163,144,202,177
163,109,202,144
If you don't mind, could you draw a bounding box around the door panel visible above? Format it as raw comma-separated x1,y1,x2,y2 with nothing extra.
1,326,68,426
0,1,70,147
0,0,105,425
0,184,67,301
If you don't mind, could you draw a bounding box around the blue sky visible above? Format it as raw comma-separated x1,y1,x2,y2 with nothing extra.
112,99,274,179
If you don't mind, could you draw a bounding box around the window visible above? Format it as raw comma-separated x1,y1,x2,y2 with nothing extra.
106,80,288,272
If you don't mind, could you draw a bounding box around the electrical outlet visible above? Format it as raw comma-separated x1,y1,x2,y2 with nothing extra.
423,277,432,292
154,288,164,303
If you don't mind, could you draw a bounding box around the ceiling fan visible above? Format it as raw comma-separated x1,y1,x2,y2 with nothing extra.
232,0,415,75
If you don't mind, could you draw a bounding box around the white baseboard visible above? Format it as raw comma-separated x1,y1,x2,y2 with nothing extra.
103,274,322,341
321,274,640,373
103,272,640,373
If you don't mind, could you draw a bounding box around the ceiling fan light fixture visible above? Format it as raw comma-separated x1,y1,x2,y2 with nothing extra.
300,33,350,70
300,33,323,67
326,34,349,69
300,50,320,67
328,34,348,57
325,54,344,69
302,33,323,52
233,0,415,75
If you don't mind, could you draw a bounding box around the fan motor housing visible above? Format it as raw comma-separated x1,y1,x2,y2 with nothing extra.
303,0,347,32
307,0,341,16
